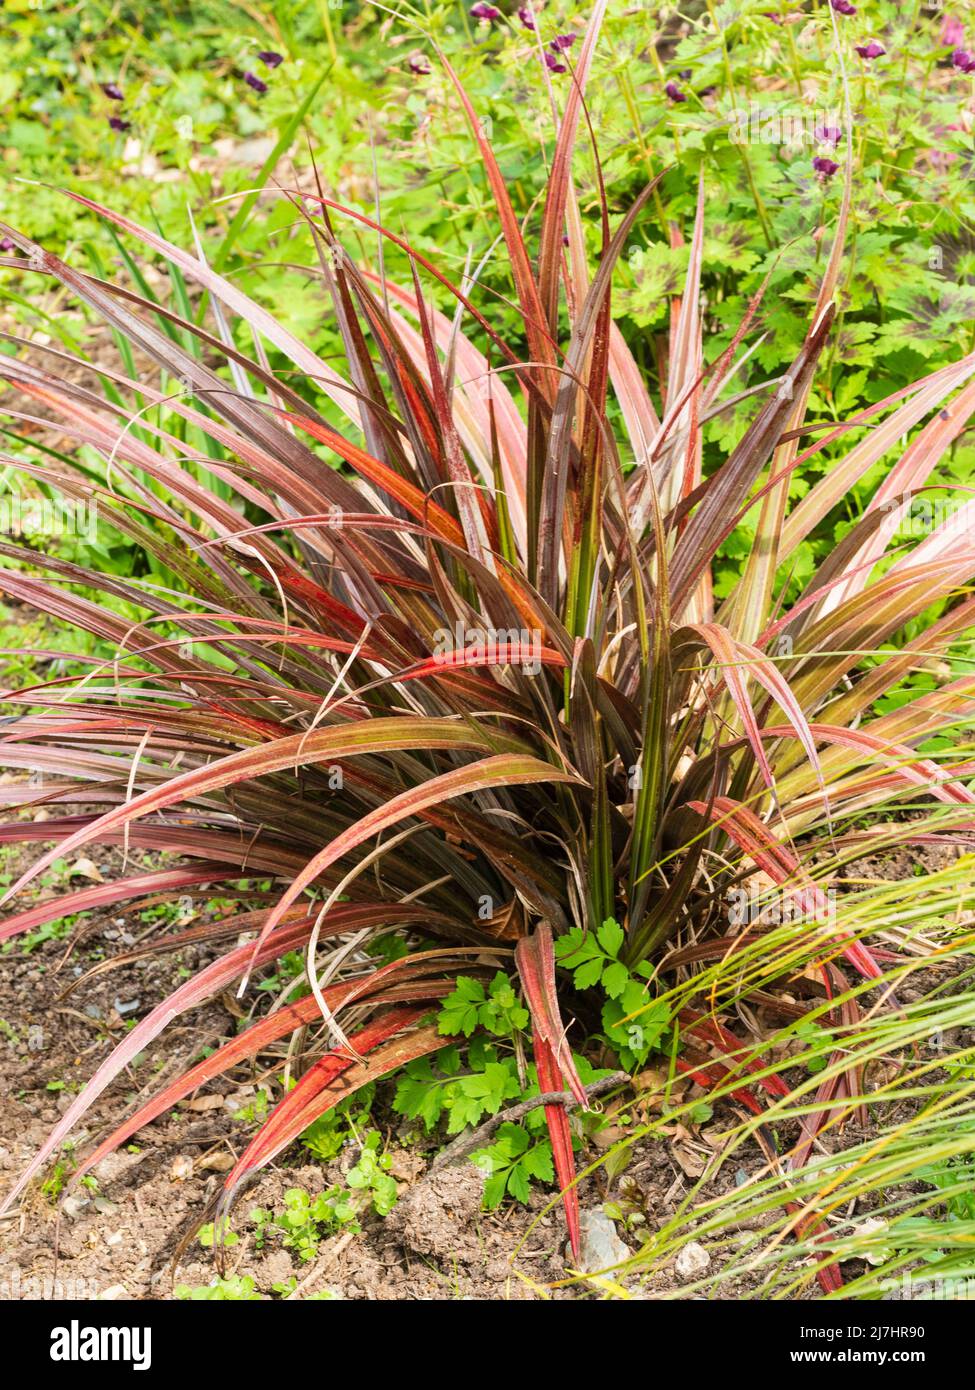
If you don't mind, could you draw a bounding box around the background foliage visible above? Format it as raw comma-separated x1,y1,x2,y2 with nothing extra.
4,1,975,650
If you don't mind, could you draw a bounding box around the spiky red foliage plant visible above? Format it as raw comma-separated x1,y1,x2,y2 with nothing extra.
2,9,975,1280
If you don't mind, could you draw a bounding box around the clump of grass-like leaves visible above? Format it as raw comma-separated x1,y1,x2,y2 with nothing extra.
2,7,975,1290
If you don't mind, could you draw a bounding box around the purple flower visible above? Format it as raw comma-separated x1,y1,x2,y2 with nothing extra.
952,47,975,73
100,81,124,101
550,33,577,51
470,2,501,19
544,50,567,73
815,124,843,145
108,116,131,132
408,51,431,75
830,0,856,14
243,71,268,94
942,16,965,49
812,155,839,177
256,51,284,68
854,40,885,59
517,4,536,29
0,236,15,253
665,81,687,103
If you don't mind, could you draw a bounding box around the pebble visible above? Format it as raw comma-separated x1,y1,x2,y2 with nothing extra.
91,1152,131,1184
675,1241,711,1280
575,1208,631,1273
198,1151,235,1173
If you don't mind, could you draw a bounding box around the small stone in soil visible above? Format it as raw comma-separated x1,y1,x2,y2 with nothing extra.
675,1241,711,1280
575,1208,630,1273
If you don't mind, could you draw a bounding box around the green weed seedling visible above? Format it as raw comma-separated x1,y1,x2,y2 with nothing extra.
175,1275,261,1301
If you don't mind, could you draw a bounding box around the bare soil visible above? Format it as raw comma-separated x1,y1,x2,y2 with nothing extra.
0,834,968,1301
0,843,601,1301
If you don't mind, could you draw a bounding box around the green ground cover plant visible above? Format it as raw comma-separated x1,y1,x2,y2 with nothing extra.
4,2,975,607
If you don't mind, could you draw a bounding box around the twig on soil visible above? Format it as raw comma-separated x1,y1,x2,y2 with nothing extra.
286,1229,356,1300
431,1071,628,1170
